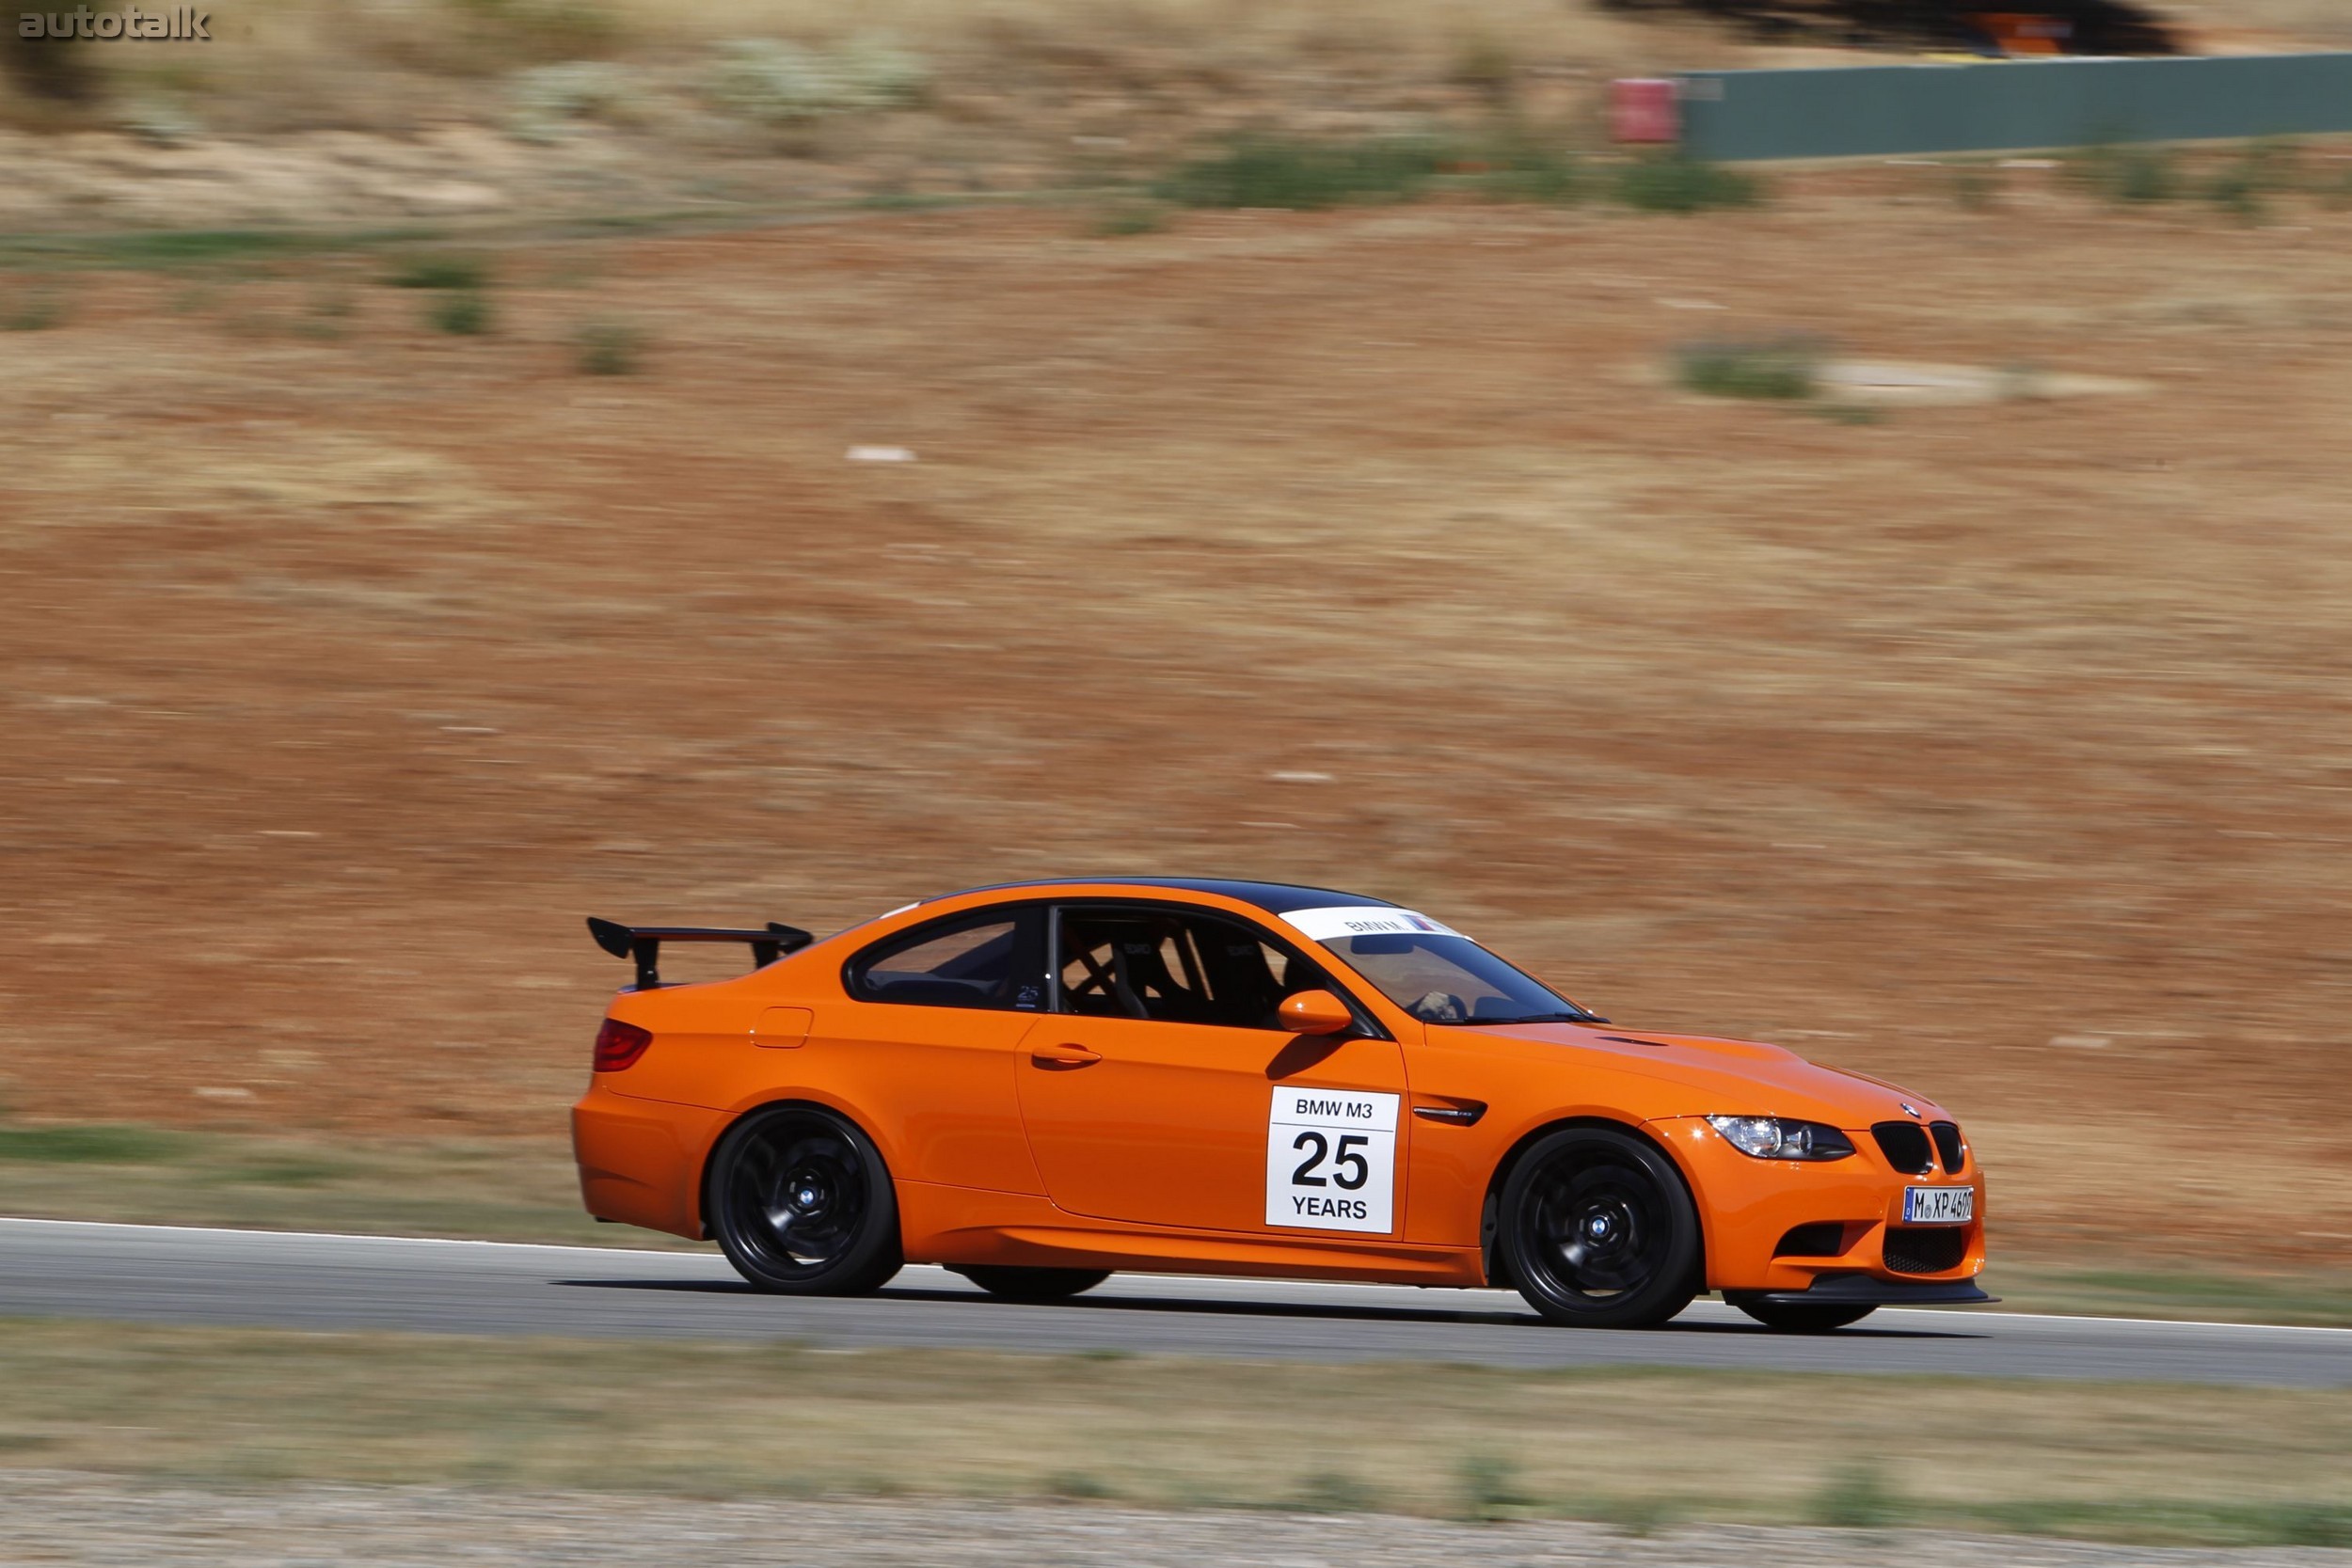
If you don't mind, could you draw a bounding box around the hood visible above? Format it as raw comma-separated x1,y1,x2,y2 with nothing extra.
1455,1022,1946,1128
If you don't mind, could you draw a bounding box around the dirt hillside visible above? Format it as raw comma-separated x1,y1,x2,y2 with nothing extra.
8,166,2352,1263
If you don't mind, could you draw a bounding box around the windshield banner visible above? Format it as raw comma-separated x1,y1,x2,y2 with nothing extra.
1281,907,1463,942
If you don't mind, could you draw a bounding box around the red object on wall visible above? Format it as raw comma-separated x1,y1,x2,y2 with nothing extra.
1611,78,1680,145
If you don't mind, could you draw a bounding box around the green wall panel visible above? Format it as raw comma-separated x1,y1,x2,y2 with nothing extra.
1677,54,2352,163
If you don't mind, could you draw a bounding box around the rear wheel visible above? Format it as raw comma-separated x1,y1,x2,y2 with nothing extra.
1724,1294,1878,1332
1499,1126,1701,1329
948,1265,1112,1301
707,1105,902,1294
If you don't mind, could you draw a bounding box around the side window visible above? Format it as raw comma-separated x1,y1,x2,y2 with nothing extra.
1054,906,1338,1030
847,908,1042,1011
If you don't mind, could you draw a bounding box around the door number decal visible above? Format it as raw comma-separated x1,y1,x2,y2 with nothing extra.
1265,1088,1398,1234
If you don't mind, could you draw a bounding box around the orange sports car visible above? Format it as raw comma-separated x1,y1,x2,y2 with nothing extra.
573,878,1989,1331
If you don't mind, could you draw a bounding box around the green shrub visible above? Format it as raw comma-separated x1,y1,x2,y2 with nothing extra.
3,290,64,331
1295,1470,1375,1512
509,60,633,143
1454,1451,1531,1521
1091,202,1170,237
429,289,495,335
573,320,643,374
389,254,492,291
2204,163,2264,222
1157,135,1454,211
1949,163,2002,211
2203,141,2302,221
1676,335,1823,401
704,36,928,124
1813,1464,1900,1528
1449,35,1518,103
2074,144,2181,204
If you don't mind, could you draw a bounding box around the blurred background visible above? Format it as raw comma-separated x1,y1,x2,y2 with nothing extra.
4,0,2351,1557
4,0,2352,1560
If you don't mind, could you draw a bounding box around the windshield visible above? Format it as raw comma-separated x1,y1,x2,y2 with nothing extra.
1280,907,1592,1025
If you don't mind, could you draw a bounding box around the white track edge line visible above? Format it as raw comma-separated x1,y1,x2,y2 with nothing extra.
2,1215,2344,1337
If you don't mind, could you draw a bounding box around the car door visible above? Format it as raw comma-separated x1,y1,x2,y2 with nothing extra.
1015,900,1411,1238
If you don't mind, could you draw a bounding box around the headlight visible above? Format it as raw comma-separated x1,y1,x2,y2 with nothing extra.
1705,1116,1856,1161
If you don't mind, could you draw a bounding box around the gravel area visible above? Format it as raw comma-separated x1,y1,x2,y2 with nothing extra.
2,1474,2346,1568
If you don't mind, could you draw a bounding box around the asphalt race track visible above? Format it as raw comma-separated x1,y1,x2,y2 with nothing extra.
3,1218,2345,1387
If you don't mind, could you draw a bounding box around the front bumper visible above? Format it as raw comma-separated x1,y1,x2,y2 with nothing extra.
1647,1114,1989,1294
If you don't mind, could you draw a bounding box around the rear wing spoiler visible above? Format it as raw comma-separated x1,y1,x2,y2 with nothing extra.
587,917,815,991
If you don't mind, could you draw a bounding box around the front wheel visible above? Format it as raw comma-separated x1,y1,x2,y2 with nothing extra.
948,1265,1112,1301
707,1104,903,1295
1724,1294,1878,1332
1498,1126,1701,1329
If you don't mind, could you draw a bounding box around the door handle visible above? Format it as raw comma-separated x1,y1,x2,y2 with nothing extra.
1030,1044,1103,1069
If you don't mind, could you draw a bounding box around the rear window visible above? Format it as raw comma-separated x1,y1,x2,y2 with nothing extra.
846,908,1042,1010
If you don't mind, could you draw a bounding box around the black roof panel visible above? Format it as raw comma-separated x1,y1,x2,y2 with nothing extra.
936,877,1394,915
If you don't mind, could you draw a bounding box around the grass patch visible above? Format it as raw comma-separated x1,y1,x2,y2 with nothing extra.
1988,1260,2352,1328
1157,135,1456,211
1463,125,1583,205
1155,130,1613,213
0,1119,700,1248
1613,154,1764,213
1675,335,1823,402
0,1323,2344,1544
86,229,302,266
0,1124,196,1163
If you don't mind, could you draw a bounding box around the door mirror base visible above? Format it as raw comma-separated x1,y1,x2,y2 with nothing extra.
1279,989,1356,1037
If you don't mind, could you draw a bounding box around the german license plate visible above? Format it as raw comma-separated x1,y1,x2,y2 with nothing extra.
1903,1185,1973,1225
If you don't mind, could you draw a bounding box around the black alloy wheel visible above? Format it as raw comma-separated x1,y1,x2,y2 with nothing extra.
1723,1294,1879,1332
707,1105,903,1294
1499,1126,1701,1329
948,1265,1113,1301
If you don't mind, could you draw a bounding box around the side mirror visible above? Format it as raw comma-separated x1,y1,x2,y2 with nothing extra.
1279,990,1355,1037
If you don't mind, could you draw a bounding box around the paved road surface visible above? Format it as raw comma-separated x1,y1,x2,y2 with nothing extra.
3,1218,2345,1386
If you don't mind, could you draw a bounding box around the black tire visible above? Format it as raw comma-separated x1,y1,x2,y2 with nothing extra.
948,1265,1112,1301
707,1104,902,1295
1498,1126,1702,1329
1724,1294,1878,1333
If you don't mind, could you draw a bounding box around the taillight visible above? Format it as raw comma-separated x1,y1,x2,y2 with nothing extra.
593,1018,653,1072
